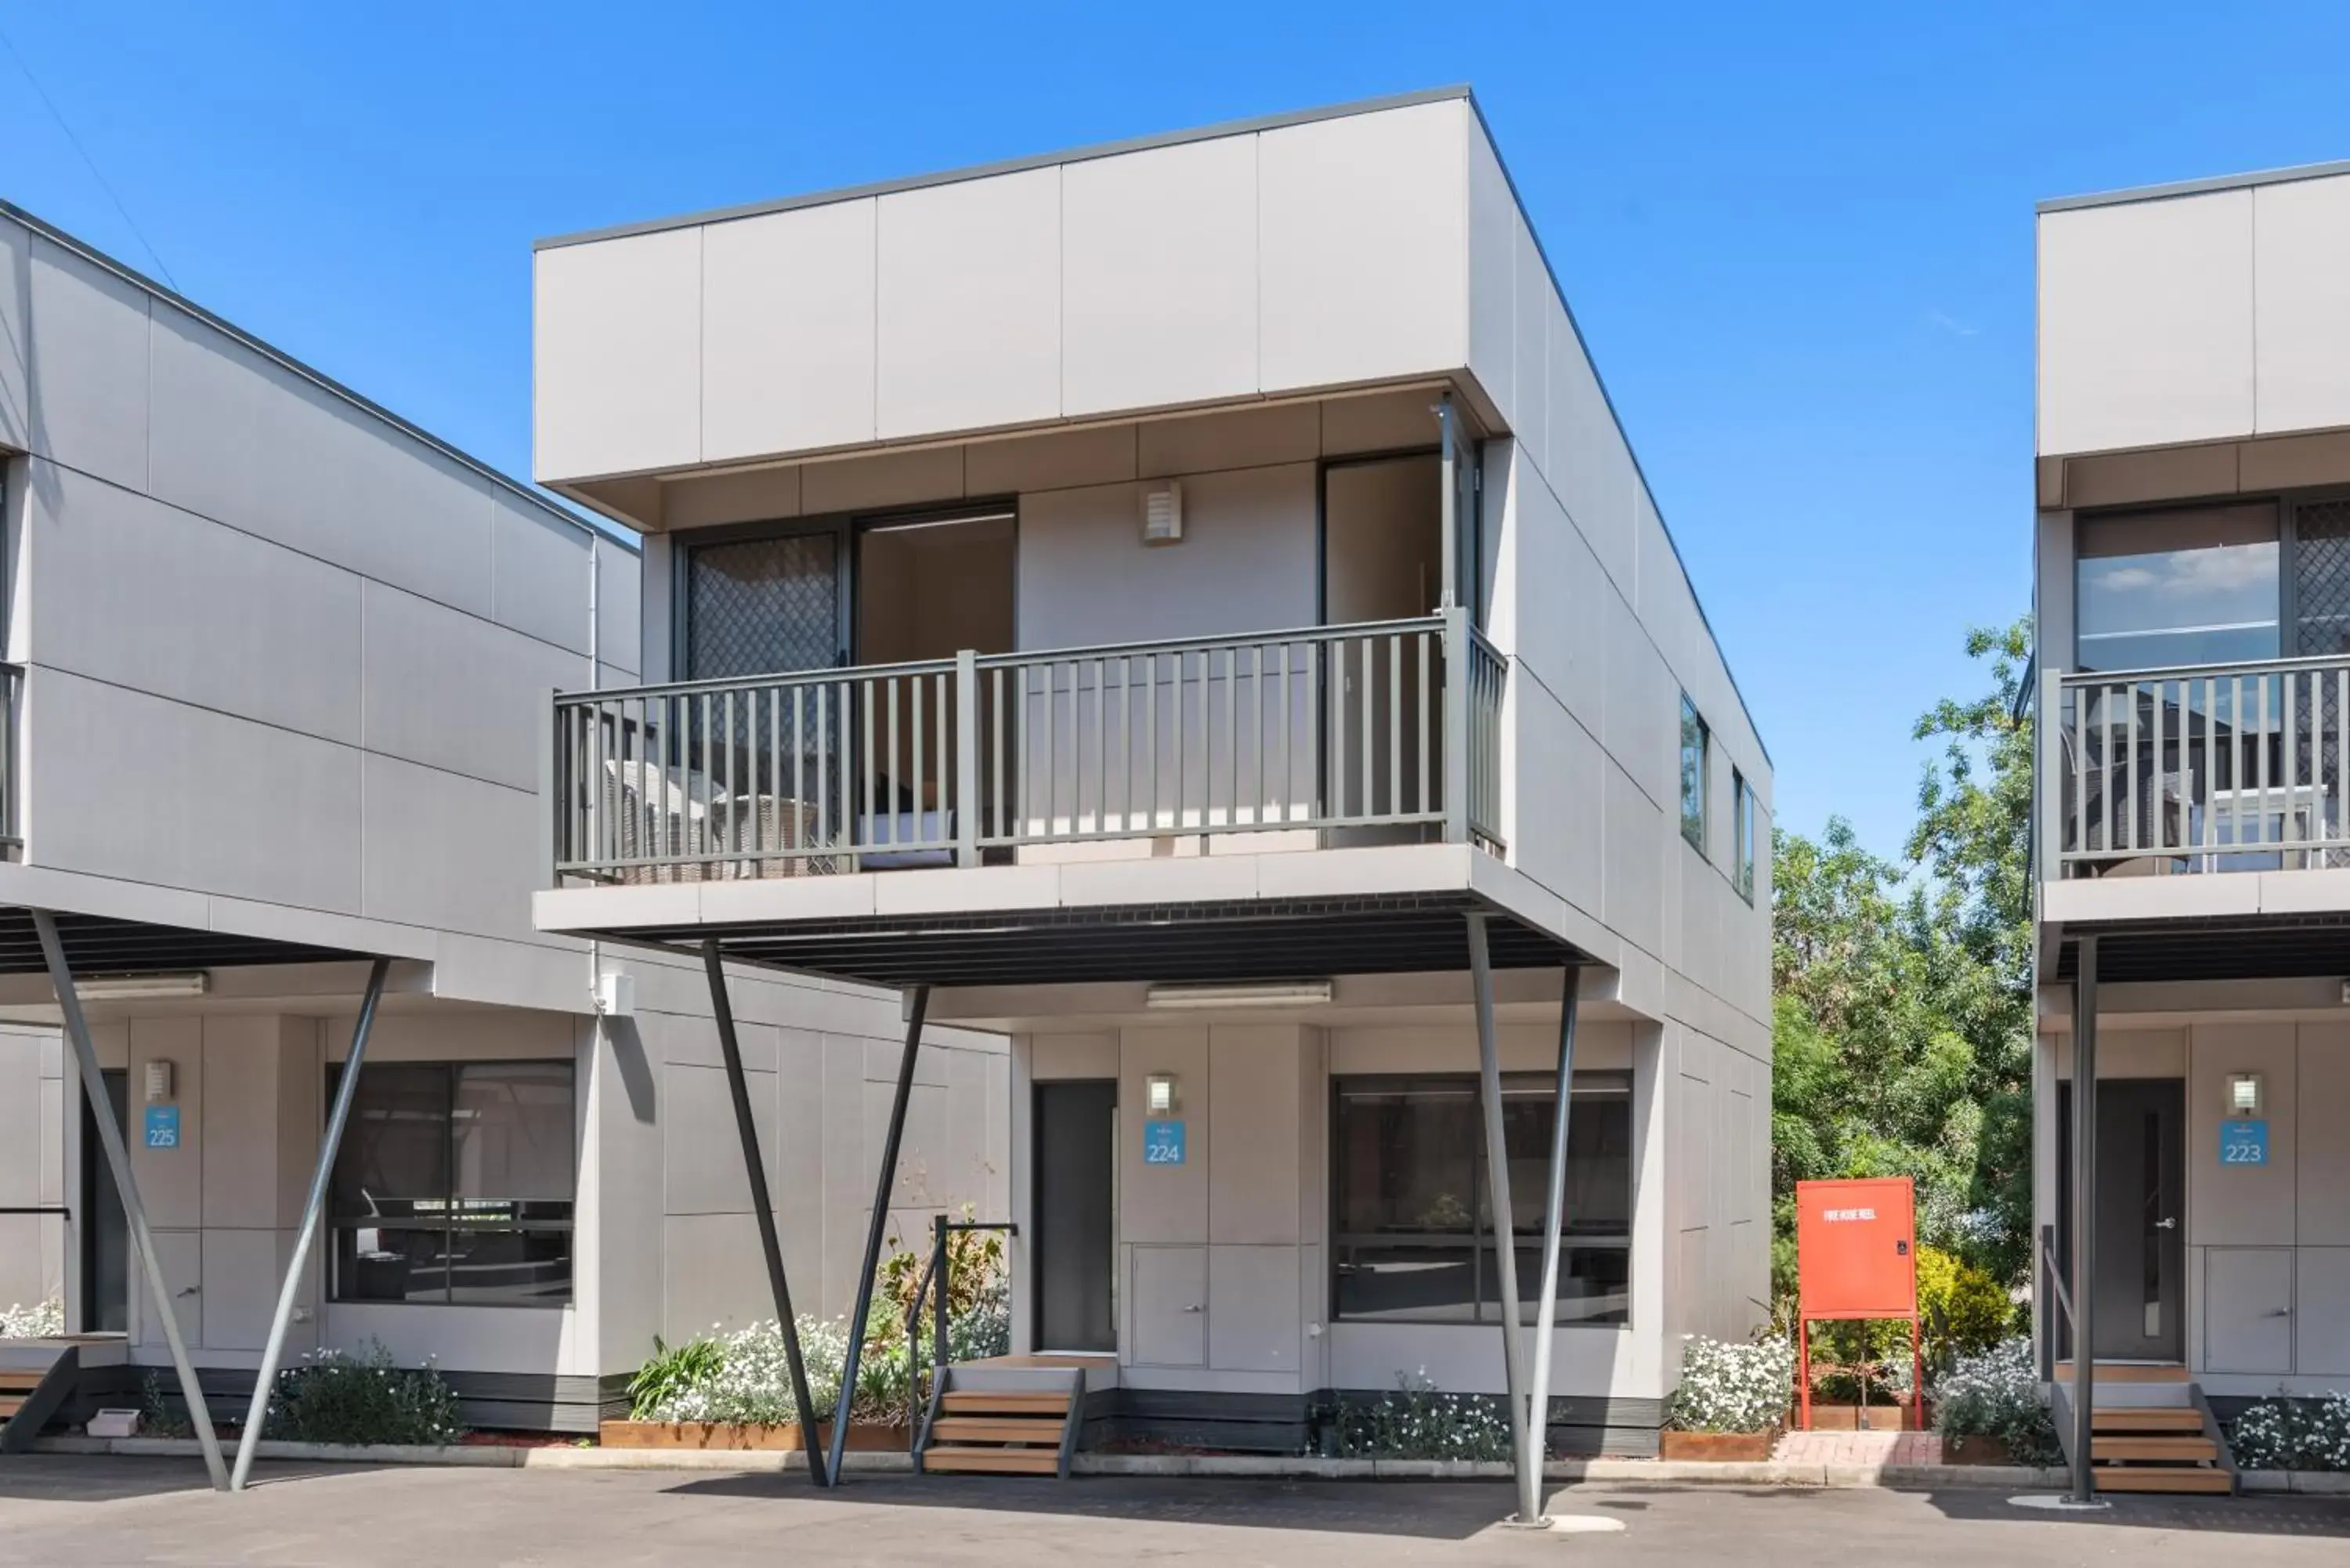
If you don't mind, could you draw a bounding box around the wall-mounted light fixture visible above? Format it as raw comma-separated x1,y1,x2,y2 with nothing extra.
1144,980,1332,1010
78,972,208,1001
1146,1073,1181,1118
2226,1071,2265,1118
1141,482,1183,546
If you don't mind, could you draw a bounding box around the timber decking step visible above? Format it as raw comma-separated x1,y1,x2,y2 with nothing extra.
0,1371,45,1393
920,1445,1062,1476
0,1396,23,1421
2090,1408,2204,1432
929,1415,1065,1445
939,1391,1070,1415
2092,1465,2234,1494
2092,1435,2219,1462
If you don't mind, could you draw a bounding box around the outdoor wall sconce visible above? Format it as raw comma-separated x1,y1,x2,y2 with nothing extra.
2226,1071,2265,1118
1141,482,1184,546
1146,1073,1181,1117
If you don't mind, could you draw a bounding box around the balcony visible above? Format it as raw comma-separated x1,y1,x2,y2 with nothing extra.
551,612,1505,887
2048,656,2350,881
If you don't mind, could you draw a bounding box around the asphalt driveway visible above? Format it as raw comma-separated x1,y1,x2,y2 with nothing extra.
4,1457,2349,1565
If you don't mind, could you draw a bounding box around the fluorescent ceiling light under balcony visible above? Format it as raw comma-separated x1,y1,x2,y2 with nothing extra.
1144,981,1332,1010
74,972,210,1000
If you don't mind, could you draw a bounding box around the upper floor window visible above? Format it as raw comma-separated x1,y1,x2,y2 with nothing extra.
2075,503,2279,674
328,1060,576,1308
1679,694,1708,851
1734,768,1756,901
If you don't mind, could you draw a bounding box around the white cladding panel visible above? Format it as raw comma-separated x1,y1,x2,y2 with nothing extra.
534,226,703,479
2251,175,2350,438
1061,135,1260,417
874,168,1063,440
701,198,879,461
1256,99,1470,395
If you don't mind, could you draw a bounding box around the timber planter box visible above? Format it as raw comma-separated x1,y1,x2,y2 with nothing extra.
1658,1428,1778,1462
599,1419,904,1452
1941,1434,2016,1465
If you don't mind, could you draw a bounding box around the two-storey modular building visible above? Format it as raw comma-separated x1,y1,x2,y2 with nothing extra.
530,88,1771,1501
0,199,1007,1482
2034,158,2350,1494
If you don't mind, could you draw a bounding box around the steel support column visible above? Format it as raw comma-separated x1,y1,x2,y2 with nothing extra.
32,909,229,1491
703,941,828,1484
230,956,390,1490
1467,912,1537,1524
2068,934,2099,1505
827,983,930,1487
1520,963,1582,1512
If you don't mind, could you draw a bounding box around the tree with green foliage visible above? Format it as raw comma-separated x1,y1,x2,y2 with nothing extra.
1771,617,2035,1302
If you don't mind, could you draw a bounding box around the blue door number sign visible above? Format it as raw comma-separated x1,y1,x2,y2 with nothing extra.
2219,1118,2268,1166
1144,1119,1187,1165
143,1104,181,1150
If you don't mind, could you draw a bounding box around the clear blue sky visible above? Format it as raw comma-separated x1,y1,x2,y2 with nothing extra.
5,2,2345,860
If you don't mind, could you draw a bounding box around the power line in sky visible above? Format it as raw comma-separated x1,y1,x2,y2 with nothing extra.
0,20,180,291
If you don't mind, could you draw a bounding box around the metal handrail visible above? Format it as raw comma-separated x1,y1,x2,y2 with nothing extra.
2038,1221,2073,1386
0,661,20,849
905,1217,1016,1459
551,612,1509,882
2048,652,2350,872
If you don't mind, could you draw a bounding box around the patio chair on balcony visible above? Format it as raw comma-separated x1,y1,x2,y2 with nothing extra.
599,759,835,883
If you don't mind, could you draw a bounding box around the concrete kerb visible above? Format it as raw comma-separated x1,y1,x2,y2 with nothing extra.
34,1439,2350,1493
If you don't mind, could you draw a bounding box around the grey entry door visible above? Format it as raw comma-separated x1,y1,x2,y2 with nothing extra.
1032,1080,1116,1353
2057,1078,2186,1362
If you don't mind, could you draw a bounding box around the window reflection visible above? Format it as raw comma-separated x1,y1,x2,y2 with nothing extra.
1332,1072,1632,1325
2076,504,2280,673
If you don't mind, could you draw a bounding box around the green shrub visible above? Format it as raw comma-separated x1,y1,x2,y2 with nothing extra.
628,1335,725,1421
264,1340,464,1447
1916,1245,2009,1368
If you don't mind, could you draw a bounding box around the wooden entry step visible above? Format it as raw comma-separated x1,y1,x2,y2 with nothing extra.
0,1349,76,1454
916,1367,1084,1479
2082,1391,2235,1496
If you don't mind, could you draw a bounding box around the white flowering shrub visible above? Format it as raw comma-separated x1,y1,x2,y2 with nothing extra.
2231,1393,2350,1472
1932,1337,2058,1465
1325,1371,1514,1461
634,1295,1007,1428
1,1299,64,1339
1668,1334,1794,1433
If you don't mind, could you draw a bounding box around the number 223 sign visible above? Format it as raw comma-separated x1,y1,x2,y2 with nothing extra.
2220,1119,2268,1166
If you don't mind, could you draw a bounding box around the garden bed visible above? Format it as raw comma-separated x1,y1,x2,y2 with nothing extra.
598,1419,904,1452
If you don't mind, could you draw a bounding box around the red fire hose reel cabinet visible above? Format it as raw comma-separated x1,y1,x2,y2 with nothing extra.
1793,1176,1922,1430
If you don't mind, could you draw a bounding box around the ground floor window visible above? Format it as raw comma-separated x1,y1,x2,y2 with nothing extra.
1332,1071,1632,1325
327,1060,576,1307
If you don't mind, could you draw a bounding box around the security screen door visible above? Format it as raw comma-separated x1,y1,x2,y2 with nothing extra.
1032,1080,1116,1353
2055,1078,2185,1362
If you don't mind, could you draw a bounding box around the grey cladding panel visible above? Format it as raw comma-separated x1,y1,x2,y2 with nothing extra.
146,309,496,620
25,236,150,493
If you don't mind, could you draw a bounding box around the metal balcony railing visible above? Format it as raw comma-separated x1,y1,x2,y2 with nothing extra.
551,611,1506,884
0,662,20,851
2045,654,2350,878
